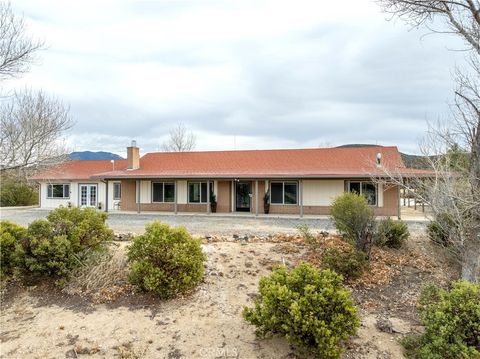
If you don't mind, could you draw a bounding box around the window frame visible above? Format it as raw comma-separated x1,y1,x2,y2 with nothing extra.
187,181,213,204
113,182,121,200
347,180,378,206
269,181,298,205
47,183,70,199
151,182,175,203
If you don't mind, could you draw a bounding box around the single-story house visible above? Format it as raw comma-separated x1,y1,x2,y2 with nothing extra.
31,142,424,218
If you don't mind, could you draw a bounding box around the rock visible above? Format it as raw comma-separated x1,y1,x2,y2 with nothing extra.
205,235,212,241
233,234,239,239
376,316,394,333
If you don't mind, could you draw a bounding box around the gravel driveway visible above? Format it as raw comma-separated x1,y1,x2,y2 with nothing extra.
0,207,427,236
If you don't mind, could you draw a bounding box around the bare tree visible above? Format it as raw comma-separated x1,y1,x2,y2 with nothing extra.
0,1,44,81
378,0,480,53
0,89,73,179
162,123,196,152
377,0,480,282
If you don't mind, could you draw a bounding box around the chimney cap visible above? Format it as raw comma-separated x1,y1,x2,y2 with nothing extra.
131,140,137,147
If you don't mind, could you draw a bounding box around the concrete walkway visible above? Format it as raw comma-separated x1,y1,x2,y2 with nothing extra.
1,206,428,236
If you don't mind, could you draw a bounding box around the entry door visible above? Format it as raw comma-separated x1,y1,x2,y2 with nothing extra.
79,184,97,207
235,182,251,212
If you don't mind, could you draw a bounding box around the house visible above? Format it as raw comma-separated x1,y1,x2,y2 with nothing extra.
32,142,418,217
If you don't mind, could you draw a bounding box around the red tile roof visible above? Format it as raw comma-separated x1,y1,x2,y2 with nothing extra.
88,146,408,179
31,160,127,180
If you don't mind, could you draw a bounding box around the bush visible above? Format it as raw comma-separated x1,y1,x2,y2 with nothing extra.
127,221,206,299
17,207,113,277
401,281,480,358
243,262,360,358
330,192,375,252
426,213,457,247
376,218,410,249
46,207,113,249
0,180,38,206
296,224,318,247
322,247,368,280
0,221,27,275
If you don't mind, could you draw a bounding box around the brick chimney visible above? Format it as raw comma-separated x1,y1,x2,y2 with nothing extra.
127,140,140,170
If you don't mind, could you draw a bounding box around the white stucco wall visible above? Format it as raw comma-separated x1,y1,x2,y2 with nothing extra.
40,181,106,209
140,180,151,204
107,181,122,211
302,180,345,206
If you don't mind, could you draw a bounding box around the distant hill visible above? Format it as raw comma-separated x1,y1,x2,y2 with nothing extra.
70,151,124,160
335,144,430,169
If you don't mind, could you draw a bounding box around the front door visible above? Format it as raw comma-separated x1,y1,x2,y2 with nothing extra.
235,182,251,212
79,184,97,208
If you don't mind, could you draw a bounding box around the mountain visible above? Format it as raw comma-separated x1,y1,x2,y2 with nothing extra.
69,151,124,160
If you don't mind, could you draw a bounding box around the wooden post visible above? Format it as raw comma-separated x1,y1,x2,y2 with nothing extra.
397,185,401,220
299,179,304,218
136,180,140,213
105,180,109,212
255,180,259,216
174,180,178,214
207,180,210,214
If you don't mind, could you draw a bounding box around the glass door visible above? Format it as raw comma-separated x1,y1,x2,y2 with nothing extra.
79,184,98,207
235,182,251,212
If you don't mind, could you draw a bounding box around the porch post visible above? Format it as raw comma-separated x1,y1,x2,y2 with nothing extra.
174,180,178,214
105,180,109,213
207,180,211,214
136,180,141,213
231,180,234,212
397,184,401,220
255,180,259,216
299,179,304,218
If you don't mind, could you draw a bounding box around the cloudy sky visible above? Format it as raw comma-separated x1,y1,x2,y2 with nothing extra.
8,0,465,156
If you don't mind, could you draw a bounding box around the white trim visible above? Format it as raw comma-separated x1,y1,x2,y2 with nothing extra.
346,180,378,206
151,181,176,203
269,181,299,205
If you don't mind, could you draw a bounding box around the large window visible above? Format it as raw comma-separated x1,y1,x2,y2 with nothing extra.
188,182,213,203
152,182,175,203
348,181,377,206
47,184,70,199
270,181,298,204
113,182,121,200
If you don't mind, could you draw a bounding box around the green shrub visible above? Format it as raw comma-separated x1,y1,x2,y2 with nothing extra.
426,213,457,247
296,224,318,247
243,262,360,358
0,180,38,206
330,192,375,252
401,281,480,359
127,221,206,299
18,207,113,277
376,218,410,249
46,207,113,249
0,221,27,275
322,247,368,280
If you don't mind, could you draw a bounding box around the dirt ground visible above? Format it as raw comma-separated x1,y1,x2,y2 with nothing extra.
0,232,457,359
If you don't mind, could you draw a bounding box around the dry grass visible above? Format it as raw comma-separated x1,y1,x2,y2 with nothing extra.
63,243,131,303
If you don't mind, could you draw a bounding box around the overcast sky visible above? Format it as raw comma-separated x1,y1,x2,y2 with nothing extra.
8,0,466,156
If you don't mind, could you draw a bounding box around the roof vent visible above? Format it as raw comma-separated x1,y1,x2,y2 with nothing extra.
376,152,382,167
131,140,137,147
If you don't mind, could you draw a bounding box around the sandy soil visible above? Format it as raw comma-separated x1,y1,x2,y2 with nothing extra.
0,235,455,359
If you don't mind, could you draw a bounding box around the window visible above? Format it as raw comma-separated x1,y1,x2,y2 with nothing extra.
152,182,175,203
348,181,377,206
188,182,213,203
47,184,70,199
113,182,121,200
270,181,298,204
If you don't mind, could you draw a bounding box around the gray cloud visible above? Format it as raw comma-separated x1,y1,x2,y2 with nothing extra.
9,0,466,156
